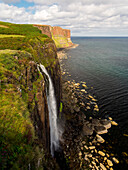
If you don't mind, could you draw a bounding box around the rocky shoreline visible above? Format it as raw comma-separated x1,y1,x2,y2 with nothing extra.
58,50,120,170
57,44,79,56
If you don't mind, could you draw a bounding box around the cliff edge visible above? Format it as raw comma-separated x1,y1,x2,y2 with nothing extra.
34,24,74,48
0,21,61,169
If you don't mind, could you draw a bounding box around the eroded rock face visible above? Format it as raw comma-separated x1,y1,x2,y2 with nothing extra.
52,26,70,38
27,62,50,151
34,24,52,38
34,24,73,48
18,42,61,153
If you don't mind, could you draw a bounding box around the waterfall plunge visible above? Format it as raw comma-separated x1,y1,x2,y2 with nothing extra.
39,64,59,156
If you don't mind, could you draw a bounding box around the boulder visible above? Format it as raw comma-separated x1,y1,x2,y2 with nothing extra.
112,157,119,164
92,161,96,165
89,146,95,150
92,119,100,125
79,151,82,156
100,163,107,170
94,126,108,134
95,149,97,153
104,157,107,161
98,151,105,157
107,159,113,166
82,84,87,88
100,119,111,129
86,123,94,130
86,106,91,110
108,117,112,120
94,165,99,170
111,121,118,126
84,145,88,150
88,154,93,158
96,134,105,143
110,168,114,170
83,124,93,135
106,153,110,157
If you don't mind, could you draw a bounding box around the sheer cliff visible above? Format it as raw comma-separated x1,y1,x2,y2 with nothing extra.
34,24,73,48
0,21,61,169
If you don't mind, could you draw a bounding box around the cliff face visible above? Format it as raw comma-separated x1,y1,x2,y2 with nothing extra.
0,22,61,169
52,26,73,48
34,24,52,38
34,24,73,48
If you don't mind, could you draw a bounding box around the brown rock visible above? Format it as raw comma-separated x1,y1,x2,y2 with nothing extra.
100,163,107,170
107,159,113,166
34,24,52,38
96,134,105,143
111,121,118,126
89,146,95,150
98,151,105,157
94,126,108,134
100,119,111,129
92,119,100,125
83,124,94,136
112,157,119,164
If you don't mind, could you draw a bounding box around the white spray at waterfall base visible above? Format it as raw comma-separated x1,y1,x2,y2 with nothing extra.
39,64,59,157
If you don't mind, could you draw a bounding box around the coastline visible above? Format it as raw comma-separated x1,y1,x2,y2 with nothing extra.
57,43,79,60
57,43,79,51
58,48,120,170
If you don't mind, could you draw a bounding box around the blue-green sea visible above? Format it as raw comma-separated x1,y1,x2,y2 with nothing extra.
62,37,128,169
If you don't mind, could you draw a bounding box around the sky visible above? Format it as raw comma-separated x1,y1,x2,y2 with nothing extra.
0,0,128,36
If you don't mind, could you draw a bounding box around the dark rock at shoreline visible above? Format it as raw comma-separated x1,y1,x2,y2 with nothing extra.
94,126,108,134
100,119,111,129
96,134,105,143
83,124,94,136
91,119,100,125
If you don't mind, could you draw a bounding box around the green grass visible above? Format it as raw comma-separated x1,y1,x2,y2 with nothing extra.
0,50,34,169
0,21,42,36
52,35,69,48
0,34,25,38
0,22,57,67
0,21,59,169
0,49,18,54
0,50,51,169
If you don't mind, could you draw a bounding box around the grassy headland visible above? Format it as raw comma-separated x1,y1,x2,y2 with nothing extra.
0,21,59,169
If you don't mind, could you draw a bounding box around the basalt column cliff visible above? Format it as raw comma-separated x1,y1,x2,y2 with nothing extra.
0,21,62,169
34,24,73,48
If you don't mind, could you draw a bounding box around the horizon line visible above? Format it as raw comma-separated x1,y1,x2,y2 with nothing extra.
71,36,128,37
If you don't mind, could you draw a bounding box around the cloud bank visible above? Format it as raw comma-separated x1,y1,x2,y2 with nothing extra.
0,0,128,36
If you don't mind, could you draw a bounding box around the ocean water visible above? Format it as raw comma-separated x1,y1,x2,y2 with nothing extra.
64,37,128,130
62,37,128,169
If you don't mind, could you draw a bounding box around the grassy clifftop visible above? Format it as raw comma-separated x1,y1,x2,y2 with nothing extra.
0,50,36,169
0,22,60,169
0,21,58,67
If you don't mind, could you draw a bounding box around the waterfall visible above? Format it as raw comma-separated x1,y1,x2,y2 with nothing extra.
39,64,59,156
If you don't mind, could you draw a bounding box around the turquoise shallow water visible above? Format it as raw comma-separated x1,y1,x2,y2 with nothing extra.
62,37,128,169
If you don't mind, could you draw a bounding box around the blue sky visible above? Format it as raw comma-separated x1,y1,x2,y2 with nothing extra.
8,0,35,8
0,0,128,36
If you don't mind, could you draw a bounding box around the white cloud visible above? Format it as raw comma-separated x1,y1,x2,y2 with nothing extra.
0,3,32,23
25,0,128,5
1,0,20,3
0,0,128,36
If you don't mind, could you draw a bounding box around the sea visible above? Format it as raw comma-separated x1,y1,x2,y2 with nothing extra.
62,37,128,169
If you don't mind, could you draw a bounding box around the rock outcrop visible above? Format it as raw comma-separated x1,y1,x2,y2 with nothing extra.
34,24,52,38
34,24,73,48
